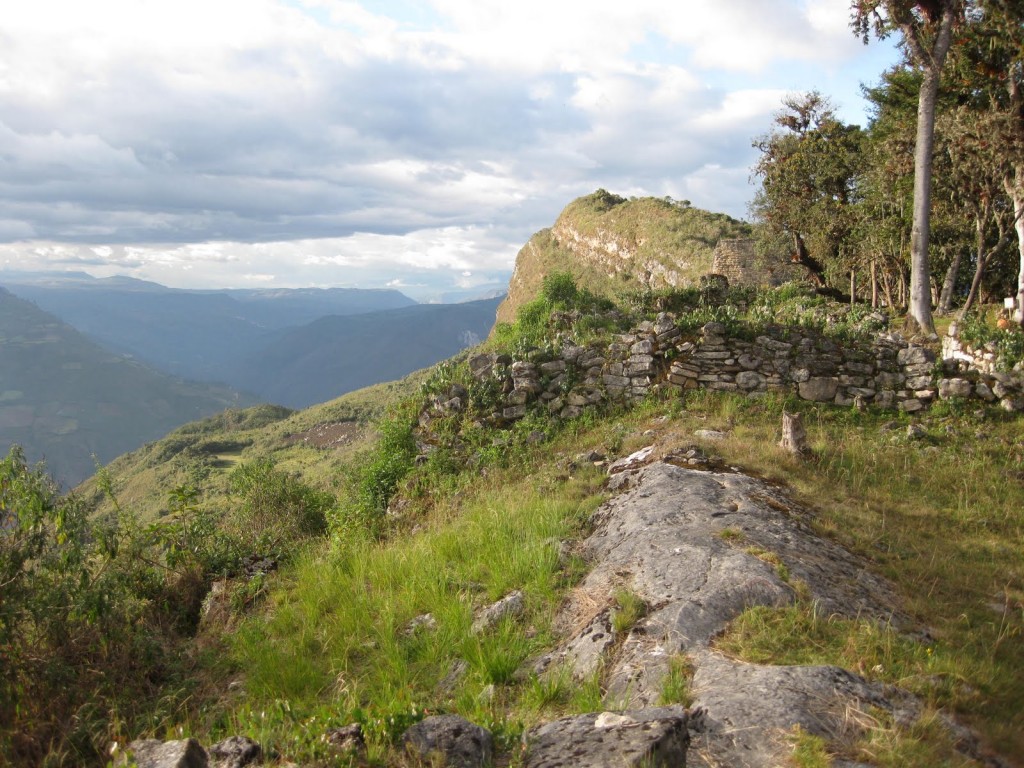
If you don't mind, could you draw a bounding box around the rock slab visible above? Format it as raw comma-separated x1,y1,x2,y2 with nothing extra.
523,707,688,768
401,714,493,768
123,739,208,768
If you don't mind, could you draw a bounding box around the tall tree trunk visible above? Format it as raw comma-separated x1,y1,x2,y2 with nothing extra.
959,211,989,318
850,270,857,305
904,3,958,335
908,64,943,334
871,260,879,308
1011,172,1024,325
938,250,963,314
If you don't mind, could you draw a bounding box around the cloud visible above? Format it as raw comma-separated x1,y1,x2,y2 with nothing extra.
0,0,899,293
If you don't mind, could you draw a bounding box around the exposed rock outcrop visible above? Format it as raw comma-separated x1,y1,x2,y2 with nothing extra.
522,707,689,767
527,455,987,767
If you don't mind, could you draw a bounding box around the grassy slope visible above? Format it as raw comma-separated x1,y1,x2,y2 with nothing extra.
80,373,427,524
182,390,1024,766
76,294,1023,766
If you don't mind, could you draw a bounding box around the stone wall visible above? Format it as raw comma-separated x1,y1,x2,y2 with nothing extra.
941,327,1024,407
710,239,803,288
422,314,1024,428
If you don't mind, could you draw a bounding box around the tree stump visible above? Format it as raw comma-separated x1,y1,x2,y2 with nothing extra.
779,411,809,456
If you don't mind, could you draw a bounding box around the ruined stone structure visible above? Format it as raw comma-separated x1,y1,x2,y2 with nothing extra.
710,238,803,288
421,315,1024,431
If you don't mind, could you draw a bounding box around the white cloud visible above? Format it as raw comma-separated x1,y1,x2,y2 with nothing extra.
0,0,900,294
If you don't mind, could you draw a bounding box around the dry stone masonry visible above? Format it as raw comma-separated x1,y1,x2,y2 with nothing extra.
434,314,1024,430
943,324,1024,412
710,238,803,287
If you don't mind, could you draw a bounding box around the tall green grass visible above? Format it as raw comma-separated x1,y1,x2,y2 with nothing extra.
219,471,603,761
687,391,1024,760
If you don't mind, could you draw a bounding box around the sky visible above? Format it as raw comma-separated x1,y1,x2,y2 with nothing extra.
0,0,901,302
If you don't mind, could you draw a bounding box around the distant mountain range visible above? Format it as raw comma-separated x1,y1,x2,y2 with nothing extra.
1,274,502,483
232,297,502,408
0,287,254,487
2,273,418,383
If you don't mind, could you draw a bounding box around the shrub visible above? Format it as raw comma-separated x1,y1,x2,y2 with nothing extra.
227,460,333,559
334,413,418,537
959,312,1024,371
0,447,177,764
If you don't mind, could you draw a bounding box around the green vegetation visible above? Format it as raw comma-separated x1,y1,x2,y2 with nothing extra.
658,655,694,707
610,589,647,634
788,725,832,768
222,469,604,761
752,7,1024,333
957,311,1024,371
2,276,1023,766
492,271,621,350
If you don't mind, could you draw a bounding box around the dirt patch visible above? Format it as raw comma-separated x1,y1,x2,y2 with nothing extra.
283,421,361,449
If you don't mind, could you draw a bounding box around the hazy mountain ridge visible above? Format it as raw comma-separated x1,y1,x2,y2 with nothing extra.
1,275,501,482
0,288,255,487
231,296,503,408
2,273,418,384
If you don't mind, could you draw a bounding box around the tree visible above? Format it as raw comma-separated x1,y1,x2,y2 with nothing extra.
751,92,864,291
949,0,1024,323
853,0,967,334
937,106,1021,315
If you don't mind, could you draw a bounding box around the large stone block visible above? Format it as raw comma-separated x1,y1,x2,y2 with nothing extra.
938,378,972,400
735,371,766,391
798,377,839,402
401,715,493,768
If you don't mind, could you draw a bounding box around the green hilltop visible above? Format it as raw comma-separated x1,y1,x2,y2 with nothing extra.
496,190,751,324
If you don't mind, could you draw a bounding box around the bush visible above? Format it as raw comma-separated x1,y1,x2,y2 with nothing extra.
492,272,618,350
959,312,1024,371
334,414,418,537
227,460,333,559
0,447,177,764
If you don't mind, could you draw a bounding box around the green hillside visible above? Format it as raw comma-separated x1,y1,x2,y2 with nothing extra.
7,277,1021,767
0,288,254,487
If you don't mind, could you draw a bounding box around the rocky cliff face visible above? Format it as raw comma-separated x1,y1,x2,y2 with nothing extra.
496,190,751,324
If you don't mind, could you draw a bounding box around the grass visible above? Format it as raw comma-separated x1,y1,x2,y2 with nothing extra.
788,725,832,768
687,390,1024,760
208,464,606,763
610,589,647,634
658,655,694,707
70,366,1021,766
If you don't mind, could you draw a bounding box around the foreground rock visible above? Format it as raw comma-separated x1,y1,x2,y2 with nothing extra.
522,707,689,768
531,454,992,767
122,739,209,768
400,714,493,768
122,736,262,768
